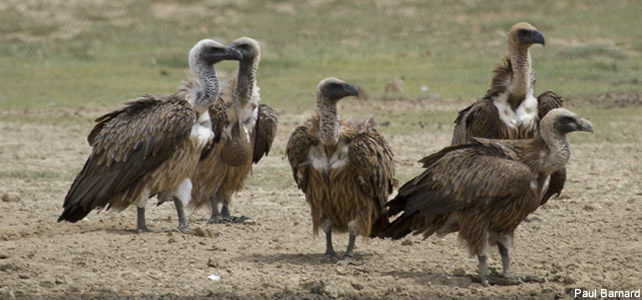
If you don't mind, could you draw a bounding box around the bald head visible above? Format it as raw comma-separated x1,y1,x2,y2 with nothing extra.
541,108,593,135
508,22,545,49
316,77,359,103
189,39,243,70
228,37,261,63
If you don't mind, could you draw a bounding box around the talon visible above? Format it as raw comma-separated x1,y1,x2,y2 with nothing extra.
136,227,151,233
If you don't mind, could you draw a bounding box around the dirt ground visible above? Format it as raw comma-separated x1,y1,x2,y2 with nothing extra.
0,98,640,299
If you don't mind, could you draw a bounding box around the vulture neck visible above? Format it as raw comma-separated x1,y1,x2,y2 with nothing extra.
192,60,219,114
507,46,533,110
316,98,340,152
234,59,258,108
535,124,570,174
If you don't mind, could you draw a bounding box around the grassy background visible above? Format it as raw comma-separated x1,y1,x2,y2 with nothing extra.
0,0,640,112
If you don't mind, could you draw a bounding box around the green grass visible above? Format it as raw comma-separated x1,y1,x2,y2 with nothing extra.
0,0,640,112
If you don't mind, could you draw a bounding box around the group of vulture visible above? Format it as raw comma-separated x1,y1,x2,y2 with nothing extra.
57,23,593,286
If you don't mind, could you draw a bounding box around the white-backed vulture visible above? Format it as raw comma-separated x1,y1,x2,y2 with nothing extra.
58,39,242,232
380,108,593,285
451,22,566,205
190,37,278,223
286,77,396,260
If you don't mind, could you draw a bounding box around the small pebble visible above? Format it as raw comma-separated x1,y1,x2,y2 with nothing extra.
1,192,21,203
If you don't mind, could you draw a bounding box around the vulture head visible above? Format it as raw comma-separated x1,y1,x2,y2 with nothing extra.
189,39,243,70
316,77,359,104
542,108,594,136
508,22,546,49
228,37,261,64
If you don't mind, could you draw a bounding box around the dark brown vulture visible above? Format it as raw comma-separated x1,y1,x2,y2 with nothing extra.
380,108,593,285
286,77,397,260
451,22,566,205
58,39,242,232
190,37,278,224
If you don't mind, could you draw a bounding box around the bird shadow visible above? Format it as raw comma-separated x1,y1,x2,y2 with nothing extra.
379,269,477,288
235,251,374,267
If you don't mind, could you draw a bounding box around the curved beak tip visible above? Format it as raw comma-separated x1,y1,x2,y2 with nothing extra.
227,47,243,61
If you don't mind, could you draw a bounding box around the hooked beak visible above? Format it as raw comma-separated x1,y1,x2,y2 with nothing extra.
577,118,594,133
344,83,359,97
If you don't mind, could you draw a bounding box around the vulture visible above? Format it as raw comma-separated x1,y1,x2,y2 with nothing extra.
57,39,243,232
380,108,593,285
286,77,396,260
190,37,278,223
451,22,566,205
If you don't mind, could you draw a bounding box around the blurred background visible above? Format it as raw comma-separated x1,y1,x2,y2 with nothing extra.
0,0,640,111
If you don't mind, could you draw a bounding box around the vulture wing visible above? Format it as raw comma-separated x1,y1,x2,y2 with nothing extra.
252,104,278,163
348,129,396,210
59,95,196,222
285,125,318,191
382,140,533,238
537,91,564,119
451,99,505,145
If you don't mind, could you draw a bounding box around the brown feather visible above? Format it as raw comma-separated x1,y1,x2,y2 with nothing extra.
381,137,542,255
286,113,396,237
253,104,278,163
59,95,198,222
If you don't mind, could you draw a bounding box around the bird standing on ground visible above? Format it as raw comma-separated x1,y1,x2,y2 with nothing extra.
190,37,278,224
58,39,242,232
451,22,566,205
286,77,396,260
380,108,593,285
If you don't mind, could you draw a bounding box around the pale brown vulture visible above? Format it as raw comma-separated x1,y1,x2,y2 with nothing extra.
58,39,242,232
190,37,278,223
380,108,593,285
286,77,396,260
451,22,566,205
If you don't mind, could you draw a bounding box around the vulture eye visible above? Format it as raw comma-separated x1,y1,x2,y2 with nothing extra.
560,116,575,123
328,83,342,89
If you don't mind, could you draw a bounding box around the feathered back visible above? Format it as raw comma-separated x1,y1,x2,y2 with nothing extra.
60,95,195,222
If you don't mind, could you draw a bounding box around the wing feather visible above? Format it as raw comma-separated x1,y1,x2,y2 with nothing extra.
59,95,196,222
252,104,278,163
285,125,317,191
387,140,532,220
347,128,396,210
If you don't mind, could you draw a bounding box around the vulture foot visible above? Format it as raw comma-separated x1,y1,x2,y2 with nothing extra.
208,215,250,224
176,223,190,232
321,252,338,263
473,269,545,286
135,226,151,234
337,255,357,265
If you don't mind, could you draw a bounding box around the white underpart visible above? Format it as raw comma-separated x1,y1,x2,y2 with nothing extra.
174,178,193,206
494,89,538,128
136,188,151,208
530,179,538,193
329,142,349,170
191,111,214,147
308,145,328,172
541,175,551,197
308,141,350,173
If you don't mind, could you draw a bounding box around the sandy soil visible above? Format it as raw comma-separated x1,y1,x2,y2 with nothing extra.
0,99,640,299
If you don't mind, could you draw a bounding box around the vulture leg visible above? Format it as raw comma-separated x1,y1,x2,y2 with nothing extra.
220,201,231,219
136,207,150,233
207,194,221,224
173,197,188,231
343,232,357,259
135,191,151,233
339,221,358,263
323,220,337,259
477,255,490,286
498,241,511,277
214,193,250,224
